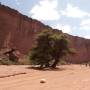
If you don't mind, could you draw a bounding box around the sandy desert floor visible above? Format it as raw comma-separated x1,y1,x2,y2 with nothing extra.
0,65,90,90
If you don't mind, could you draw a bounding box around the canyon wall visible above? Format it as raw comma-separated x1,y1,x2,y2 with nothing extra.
66,35,90,63
0,4,46,53
0,4,90,63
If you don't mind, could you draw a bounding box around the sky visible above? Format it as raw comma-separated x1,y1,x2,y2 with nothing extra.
0,0,90,39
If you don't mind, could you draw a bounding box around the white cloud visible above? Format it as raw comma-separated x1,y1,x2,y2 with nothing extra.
80,19,90,30
81,19,90,26
15,0,20,5
79,19,90,39
84,35,90,39
61,3,90,18
29,0,60,21
52,24,72,33
73,26,77,30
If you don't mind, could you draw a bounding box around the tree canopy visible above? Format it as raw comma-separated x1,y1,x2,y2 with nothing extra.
29,29,74,69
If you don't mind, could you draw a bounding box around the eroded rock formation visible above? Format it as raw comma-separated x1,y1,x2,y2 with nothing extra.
0,4,90,63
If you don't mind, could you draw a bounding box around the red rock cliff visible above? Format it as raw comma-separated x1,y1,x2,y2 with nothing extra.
0,4,90,63
0,4,46,53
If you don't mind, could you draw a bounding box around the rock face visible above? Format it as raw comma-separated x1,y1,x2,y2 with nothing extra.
0,4,46,54
0,4,90,63
66,35,90,63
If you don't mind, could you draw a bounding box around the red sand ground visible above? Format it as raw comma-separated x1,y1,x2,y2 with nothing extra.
0,65,90,90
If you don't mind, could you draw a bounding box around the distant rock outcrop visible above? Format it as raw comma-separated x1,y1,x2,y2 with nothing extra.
0,4,90,63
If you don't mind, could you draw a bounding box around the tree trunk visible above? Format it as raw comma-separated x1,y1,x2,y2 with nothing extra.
45,62,50,68
51,58,59,68
40,64,44,69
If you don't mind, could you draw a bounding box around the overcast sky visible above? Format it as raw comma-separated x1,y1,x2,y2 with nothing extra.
0,0,90,39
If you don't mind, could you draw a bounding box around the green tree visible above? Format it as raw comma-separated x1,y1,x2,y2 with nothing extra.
30,30,52,68
50,34,73,68
29,30,74,69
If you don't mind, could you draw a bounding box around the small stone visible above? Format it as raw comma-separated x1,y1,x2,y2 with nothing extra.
40,79,46,83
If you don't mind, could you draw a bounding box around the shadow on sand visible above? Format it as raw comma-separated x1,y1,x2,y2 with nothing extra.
26,66,66,71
